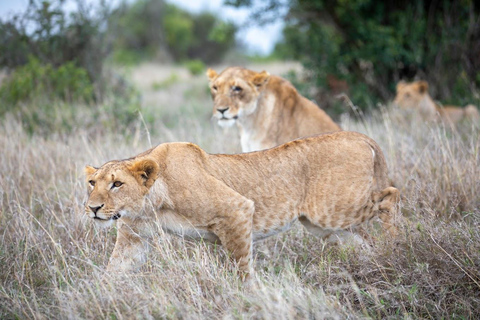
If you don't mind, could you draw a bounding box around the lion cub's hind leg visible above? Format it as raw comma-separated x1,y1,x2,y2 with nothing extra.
373,187,400,236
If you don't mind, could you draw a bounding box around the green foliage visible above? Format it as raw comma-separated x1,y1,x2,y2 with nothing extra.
0,0,111,90
231,0,480,110
1,85,141,136
109,49,148,67
187,13,237,63
0,59,141,135
163,5,195,60
110,0,237,64
0,57,94,107
110,0,165,53
184,60,206,76
151,73,180,90
0,0,142,135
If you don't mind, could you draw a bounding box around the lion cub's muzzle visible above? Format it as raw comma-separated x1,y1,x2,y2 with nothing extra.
86,203,121,221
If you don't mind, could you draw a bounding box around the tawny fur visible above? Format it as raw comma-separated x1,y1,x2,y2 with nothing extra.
84,131,399,278
207,66,341,152
394,80,480,125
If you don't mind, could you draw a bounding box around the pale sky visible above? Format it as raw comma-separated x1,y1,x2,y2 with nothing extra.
0,0,284,55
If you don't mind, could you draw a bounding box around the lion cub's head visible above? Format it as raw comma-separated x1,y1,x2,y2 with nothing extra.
206,67,270,127
393,80,430,110
84,159,159,227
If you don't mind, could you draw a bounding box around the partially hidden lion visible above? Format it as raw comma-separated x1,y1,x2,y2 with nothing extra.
84,131,399,279
206,67,341,152
394,80,479,124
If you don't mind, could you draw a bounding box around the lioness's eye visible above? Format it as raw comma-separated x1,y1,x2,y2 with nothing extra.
112,181,123,189
89,180,95,187
212,85,217,91
232,86,242,92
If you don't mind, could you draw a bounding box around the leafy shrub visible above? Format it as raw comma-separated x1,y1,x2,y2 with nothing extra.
230,0,480,111
109,0,167,61
0,0,141,135
0,57,94,108
0,0,112,92
184,60,206,76
151,73,180,90
187,13,237,63
110,0,237,64
0,59,141,135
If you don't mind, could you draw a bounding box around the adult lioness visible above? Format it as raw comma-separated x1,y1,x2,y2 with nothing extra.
394,80,479,124
207,67,341,152
84,131,398,278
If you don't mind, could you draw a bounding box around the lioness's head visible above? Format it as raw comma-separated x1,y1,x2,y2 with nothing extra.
84,158,159,227
393,80,429,110
206,67,270,127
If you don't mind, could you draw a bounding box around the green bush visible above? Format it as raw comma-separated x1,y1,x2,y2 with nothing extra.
184,60,206,76
0,57,141,135
230,0,480,111
151,73,180,90
187,13,237,63
110,0,237,64
0,57,94,108
0,0,112,92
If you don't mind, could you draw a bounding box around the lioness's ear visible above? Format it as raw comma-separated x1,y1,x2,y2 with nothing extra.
417,81,428,94
85,165,97,176
396,81,406,92
251,70,270,87
128,159,160,189
206,68,218,81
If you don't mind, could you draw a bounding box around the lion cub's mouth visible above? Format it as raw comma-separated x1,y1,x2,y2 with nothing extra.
93,213,121,221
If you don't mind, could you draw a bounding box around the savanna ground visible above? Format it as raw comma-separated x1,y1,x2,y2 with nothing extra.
1,61,479,319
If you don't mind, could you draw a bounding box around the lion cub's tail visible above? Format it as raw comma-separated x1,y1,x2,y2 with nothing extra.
464,104,480,121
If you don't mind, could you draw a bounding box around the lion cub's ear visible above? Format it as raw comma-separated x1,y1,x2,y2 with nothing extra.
251,71,270,87
128,159,160,189
206,68,218,81
417,81,429,94
85,165,97,176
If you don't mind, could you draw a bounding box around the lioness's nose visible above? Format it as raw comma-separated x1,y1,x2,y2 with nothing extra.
89,204,104,214
217,107,229,114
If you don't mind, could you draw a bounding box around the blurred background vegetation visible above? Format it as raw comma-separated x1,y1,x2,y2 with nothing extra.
229,0,480,113
0,0,479,132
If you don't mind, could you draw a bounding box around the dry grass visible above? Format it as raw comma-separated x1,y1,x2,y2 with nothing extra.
1,63,479,319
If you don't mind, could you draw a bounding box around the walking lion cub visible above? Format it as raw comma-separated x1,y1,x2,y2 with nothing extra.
84,131,399,278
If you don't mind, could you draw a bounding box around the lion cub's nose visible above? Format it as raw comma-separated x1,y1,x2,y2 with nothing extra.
217,107,229,114
89,204,104,214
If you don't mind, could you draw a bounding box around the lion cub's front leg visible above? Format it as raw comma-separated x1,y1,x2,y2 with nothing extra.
210,199,255,279
107,223,147,273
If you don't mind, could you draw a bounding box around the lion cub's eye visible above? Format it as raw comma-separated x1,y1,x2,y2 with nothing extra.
112,181,123,189
232,86,242,92
212,85,217,91
89,180,95,187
